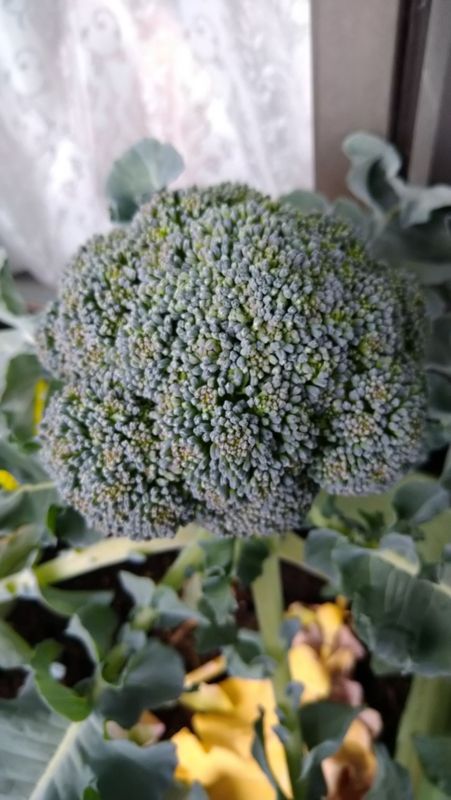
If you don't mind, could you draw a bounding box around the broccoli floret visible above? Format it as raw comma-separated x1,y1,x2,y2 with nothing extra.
38,184,427,538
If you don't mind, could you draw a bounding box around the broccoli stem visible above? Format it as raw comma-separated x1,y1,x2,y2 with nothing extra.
252,548,307,800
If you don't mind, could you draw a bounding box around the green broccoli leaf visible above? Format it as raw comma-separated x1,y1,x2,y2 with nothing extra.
31,639,92,721
97,639,185,727
0,250,38,340
0,618,32,668
414,735,451,795
106,138,184,222
0,353,46,443
279,190,329,214
0,676,176,800
366,745,413,799
0,250,26,316
393,480,450,526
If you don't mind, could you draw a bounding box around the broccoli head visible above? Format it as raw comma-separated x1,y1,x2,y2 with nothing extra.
38,184,427,538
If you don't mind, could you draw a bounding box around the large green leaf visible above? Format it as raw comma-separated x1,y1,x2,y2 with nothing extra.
0,680,95,800
337,544,451,675
366,745,413,799
0,678,176,800
98,639,185,726
106,138,184,222
414,735,451,795
306,529,451,675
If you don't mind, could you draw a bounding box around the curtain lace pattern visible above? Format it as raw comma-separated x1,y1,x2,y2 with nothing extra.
0,0,312,285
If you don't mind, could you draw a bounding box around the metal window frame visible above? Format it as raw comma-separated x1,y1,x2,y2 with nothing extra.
408,0,451,184
312,0,402,197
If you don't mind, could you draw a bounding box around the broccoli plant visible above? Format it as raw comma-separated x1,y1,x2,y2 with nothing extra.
38,184,427,539
2,134,451,800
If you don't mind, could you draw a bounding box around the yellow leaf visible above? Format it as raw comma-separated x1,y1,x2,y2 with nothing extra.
322,718,377,799
0,469,19,491
181,683,234,714
184,655,227,689
288,643,331,703
173,728,277,800
33,378,48,431
218,678,276,726
285,602,316,627
315,602,345,646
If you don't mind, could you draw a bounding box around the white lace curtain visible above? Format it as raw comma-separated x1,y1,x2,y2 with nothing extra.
0,0,313,286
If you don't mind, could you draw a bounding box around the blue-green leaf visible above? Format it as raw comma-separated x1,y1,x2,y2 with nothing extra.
106,138,184,222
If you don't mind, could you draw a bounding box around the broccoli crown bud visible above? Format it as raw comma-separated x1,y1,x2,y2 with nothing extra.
38,183,427,538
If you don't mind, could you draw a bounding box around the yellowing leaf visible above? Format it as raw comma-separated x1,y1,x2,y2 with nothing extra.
33,378,48,430
184,655,227,689
316,602,346,646
180,683,234,714
173,728,277,800
285,602,316,627
0,469,19,491
180,675,291,798
322,718,377,799
288,644,331,703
